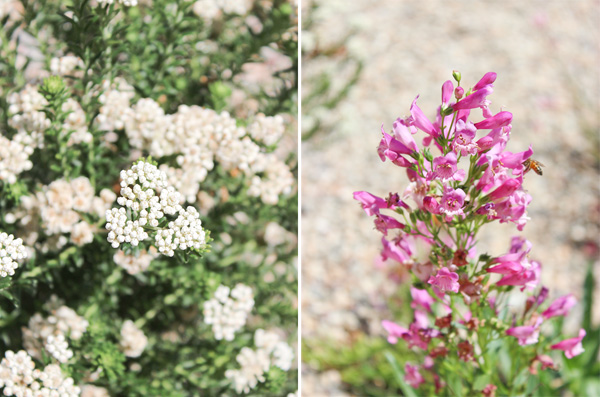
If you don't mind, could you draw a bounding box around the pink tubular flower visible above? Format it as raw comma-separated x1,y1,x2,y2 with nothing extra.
429,152,466,182
423,196,440,214
410,286,435,313
496,260,540,291
382,320,408,344
439,187,466,219
473,72,497,91
374,214,405,235
404,364,425,388
452,120,478,156
486,178,521,202
353,191,388,216
441,80,454,106
451,85,493,111
380,236,412,264
378,128,415,167
506,318,543,346
551,329,586,358
408,96,438,137
542,294,577,319
474,111,513,130
392,119,419,151
428,267,459,295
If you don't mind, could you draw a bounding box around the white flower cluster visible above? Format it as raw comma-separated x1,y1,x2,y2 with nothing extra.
96,82,293,204
247,113,285,146
203,284,254,341
96,0,138,6
7,85,49,143
0,133,34,184
62,98,93,146
45,334,73,363
6,179,115,252
50,55,84,78
0,232,27,278
113,247,158,275
154,206,205,256
80,385,110,397
95,78,135,133
0,351,80,397
119,320,148,358
106,161,207,257
192,0,252,21
225,329,295,394
22,297,88,362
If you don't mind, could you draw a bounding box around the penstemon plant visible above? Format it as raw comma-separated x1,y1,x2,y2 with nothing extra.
354,71,585,396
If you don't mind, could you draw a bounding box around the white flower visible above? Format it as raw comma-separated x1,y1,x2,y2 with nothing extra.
45,334,73,363
0,232,27,278
120,320,147,358
113,248,157,275
203,284,254,341
247,113,285,146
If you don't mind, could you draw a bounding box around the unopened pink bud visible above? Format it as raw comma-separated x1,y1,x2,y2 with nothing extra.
454,86,464,100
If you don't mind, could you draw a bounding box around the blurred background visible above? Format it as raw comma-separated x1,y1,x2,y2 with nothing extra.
301,0,599,395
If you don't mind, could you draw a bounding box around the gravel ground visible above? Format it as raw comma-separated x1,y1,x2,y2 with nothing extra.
301,0,600,394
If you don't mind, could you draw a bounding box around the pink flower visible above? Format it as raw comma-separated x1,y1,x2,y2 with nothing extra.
474,111,513,130
439,187,466,219
407,96,438,137
423,196,440,214
353,191,388,216
380,236,412,264
496,260,540,291
542,294,577,319
428,267,460,295
381,320,408,344
454,86,465,100
506,318,543,346
473,72,497,91
551,329,586,359
410,287,435,313
441,80,454,106
452,85,493,111
392,119,419,151
378,128,415,167
429,152,466,182
487,178,521,202
404,364,425,388
452,120,478,156
374,214,405,235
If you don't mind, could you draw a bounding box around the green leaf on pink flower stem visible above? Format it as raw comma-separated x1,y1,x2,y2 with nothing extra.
383,352,418,397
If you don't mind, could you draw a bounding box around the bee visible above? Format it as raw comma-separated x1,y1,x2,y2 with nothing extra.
522,158,545,176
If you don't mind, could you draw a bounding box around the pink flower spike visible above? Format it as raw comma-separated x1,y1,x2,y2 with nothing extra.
452,85,493,111
542,294,577,319
506,318,543,346
473,72,497,91
410,287,435,313
404,364,425,388
428,267,460,294
353,191,387,216
474,111,513,130
441,80,454,105
382,320,408,344
487,178,521,202
551,329,586,359
409,96,439,137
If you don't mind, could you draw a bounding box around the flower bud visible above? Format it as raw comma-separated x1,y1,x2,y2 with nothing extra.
454,86,464,100
452,70,462,83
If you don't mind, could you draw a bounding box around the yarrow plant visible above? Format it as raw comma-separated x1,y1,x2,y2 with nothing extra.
354,71,586,395
0,0,297,395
